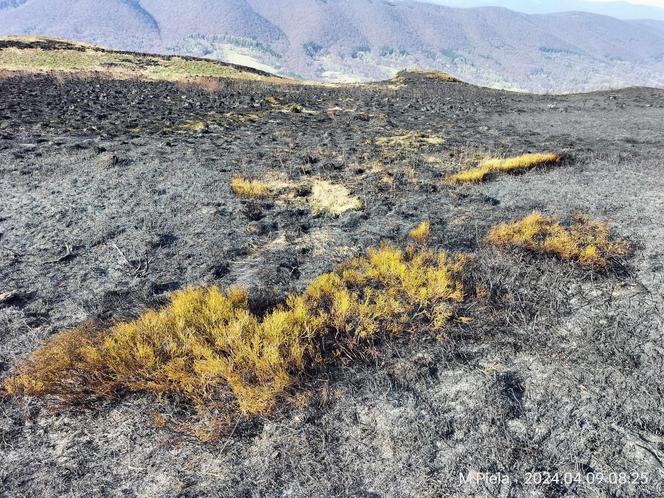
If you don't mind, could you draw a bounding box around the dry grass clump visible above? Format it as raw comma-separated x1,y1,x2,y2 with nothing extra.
446,153,562,184
176,119,208,132
283,103,305,113
388,69,460,89
3,239,467,422
265,96,308,114
168,112,266,133
446,165,494,184
170,102,308,134
3,287,311,415
273,102,305,113
223,112,265,125
405,68,460,82
424,70,460,82
230,175,361,216
375,131,445,149
483,153,562,173
409,221,431,244
230,176,272,199
486,212,629,268
308,180,362,216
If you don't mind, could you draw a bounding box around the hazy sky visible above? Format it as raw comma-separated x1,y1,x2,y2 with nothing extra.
418,0,664,21
431,0,664,6
425,0,664,17
589,0,664,5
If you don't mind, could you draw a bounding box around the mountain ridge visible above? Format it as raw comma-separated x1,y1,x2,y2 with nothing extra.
1,0,664,91
423,0,664,21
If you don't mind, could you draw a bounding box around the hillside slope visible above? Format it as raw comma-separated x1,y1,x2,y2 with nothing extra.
0,66,663,497
1,0,664,90
0,37,285,83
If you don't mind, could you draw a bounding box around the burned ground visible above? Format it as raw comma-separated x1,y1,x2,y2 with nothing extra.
0,72,663,497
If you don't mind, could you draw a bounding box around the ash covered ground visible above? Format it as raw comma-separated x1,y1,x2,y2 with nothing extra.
0,71,663,497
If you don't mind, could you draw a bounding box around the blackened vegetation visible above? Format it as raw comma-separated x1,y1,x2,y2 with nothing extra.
0,71,663,497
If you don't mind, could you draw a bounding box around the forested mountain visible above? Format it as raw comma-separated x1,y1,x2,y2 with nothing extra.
2,0,664,91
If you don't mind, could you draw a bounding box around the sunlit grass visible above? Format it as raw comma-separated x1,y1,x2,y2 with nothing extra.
486,212,629,268
0,38,283,83
307,180,362,216
3,238,467,423
446,153,562,184
176,119,208,132
230,176,272,199
409,220,431,245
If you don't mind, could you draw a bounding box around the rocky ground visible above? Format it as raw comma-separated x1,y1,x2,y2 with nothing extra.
0,71,663,497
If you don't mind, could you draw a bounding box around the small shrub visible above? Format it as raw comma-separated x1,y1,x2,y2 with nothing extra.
3,243,467,423
230,176,272,199
486,212,629,268
446,153,562,184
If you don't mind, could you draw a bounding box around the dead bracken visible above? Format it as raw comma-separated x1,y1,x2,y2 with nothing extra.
486,212,630,268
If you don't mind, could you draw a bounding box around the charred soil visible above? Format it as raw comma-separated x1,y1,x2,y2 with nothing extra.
0,71,663,497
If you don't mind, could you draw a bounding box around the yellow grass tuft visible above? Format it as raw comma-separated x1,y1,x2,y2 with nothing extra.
177,119,208,132
424,71,460,82
308,180,362,216
230,176,272,199
446,153,562,184
229,175,361,215
223,112,265,125
284,103,304,113
409,221,431,245
486,212,629,268
446,164,494,184
406,68,460,82
3,243,467,422
265,96,308,113
482,153,562,173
